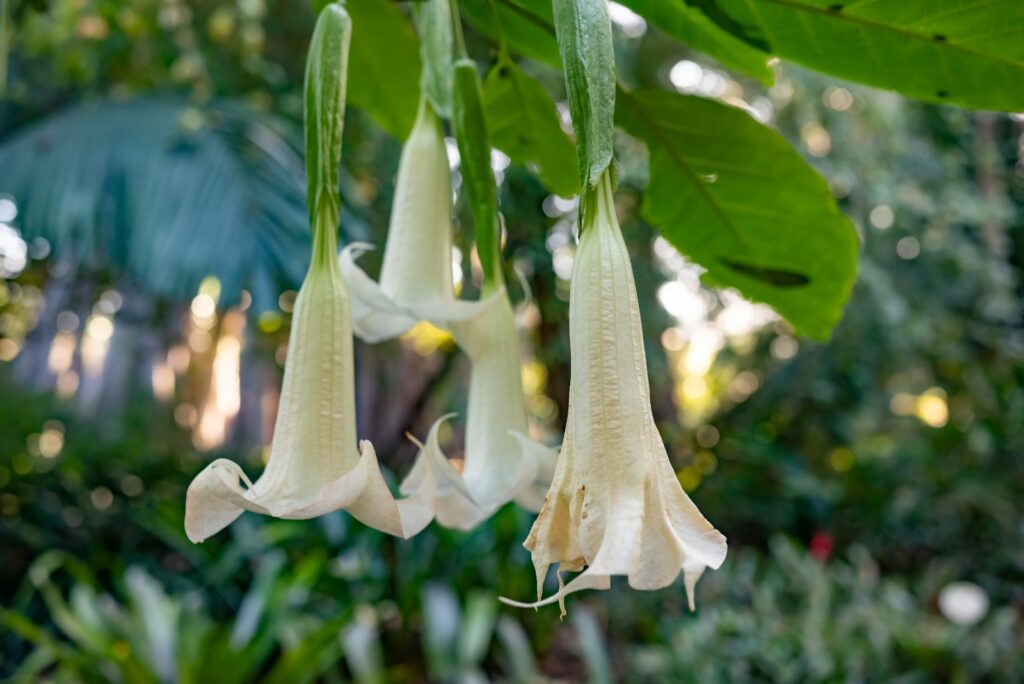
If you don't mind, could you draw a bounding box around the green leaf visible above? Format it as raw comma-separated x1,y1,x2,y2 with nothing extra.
451,58,502,284
615,0,773,84
459,0,561,67
617,89,858,339
304,2,350,232
482,58,578,198
0,0,9,97
553,0,616,190
691,0,1024,111
346,0,422,139
415,0,454,118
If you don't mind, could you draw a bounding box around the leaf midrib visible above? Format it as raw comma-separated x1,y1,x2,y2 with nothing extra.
618,89,752,251
757,0,1024,70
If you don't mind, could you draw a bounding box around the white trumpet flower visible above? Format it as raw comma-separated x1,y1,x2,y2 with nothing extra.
184,230,436,542
398,293,558,528
184,2,435,544
501,172,727,615
341,97,490,342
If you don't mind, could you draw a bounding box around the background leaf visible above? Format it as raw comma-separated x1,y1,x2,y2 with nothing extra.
482,58,578,198
346,0,421,139
616,0,773,84
459,0,561,67
617,89,859,339
691,0,1024,111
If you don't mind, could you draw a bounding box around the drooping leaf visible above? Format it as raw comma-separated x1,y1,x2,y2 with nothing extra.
346,0,421,139
451,58,502,284
689,0,1024,111
615,0,773,84
617,89,858,339
459,0,561,67
415,0,454,118
553,0,616,190
482,58,577,198
0,99,368,311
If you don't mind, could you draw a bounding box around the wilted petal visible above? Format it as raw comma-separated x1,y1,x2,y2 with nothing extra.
502,172,727,614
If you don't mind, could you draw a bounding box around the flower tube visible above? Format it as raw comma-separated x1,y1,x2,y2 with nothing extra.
184,3,434,544
340,98,491,343
501,171,727,615
399,293,557,528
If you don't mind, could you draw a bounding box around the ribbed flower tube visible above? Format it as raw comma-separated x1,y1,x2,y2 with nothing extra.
502,171,727,615
341,98,492,343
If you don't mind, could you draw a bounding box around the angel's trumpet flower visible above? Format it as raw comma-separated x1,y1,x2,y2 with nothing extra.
501,172,727,615
183,3,433,544
340,86,553,525
184,230,435,542
399,294,557,529
341,98,490,342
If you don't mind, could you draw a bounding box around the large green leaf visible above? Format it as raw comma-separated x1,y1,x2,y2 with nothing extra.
691,0,1024,111
459,0,561,67
617,89,858,339
482,58,578,198
346,0,421,139
0,99,366,311
615,0,773,84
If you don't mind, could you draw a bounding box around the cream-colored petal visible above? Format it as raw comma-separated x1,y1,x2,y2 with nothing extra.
340,244,419,342
377,99,457,310
510,432,558,513
399,415,491,531
449,294,531,505
185,245,432,541
185,440,433,542
510,171,727,613
184,459,269,543
339,98,502,342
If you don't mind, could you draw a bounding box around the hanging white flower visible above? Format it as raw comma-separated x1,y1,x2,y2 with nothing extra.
501,171,727,615
184,2,436,543
399,292,558,528
184,214,437,542
340,97,491,343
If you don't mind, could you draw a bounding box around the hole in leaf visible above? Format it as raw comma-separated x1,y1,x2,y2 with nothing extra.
828,4,844,12
721,259,811,287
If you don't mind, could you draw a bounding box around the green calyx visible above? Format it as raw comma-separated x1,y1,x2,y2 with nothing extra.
304,2,351,274
451,56,504,289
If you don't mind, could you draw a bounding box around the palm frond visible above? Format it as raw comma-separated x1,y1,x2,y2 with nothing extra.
0,97,340,311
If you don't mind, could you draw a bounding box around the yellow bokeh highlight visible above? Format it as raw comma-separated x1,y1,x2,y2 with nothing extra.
828,447,855,472
915,388,948,427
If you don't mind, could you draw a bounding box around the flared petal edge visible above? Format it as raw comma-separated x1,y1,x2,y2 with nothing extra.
184,440,437,543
